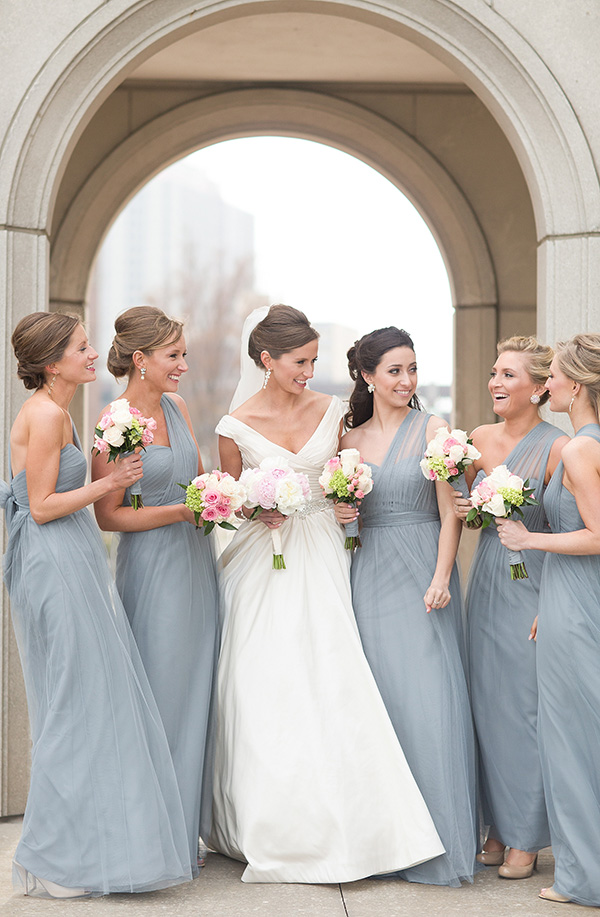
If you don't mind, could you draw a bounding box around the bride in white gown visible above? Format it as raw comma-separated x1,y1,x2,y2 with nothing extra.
209,305,444,883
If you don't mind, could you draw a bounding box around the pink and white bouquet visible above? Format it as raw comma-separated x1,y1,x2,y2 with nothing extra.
420,427,481,498
466,464,538,580
93,398,156,509
319,448,373,550
178,470,246,535
240,456,311,569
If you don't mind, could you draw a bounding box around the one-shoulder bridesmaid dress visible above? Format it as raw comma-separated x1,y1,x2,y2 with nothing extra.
0,429,191,895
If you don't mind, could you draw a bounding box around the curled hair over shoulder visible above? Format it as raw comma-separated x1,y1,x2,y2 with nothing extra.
497,335,553,406
248,304,319,368
345,327,421,429
556,333,600,421
107,305,184,379
12,311,81,391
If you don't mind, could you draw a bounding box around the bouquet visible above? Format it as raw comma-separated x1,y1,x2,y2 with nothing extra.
240,456,310,569
93,398,156,509
420,427,481,497
466,464,538,580
178,470,246,535
319,448,373,550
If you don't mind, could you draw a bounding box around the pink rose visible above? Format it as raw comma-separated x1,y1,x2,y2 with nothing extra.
449,467,459,476
141,430,154,446
216,503,231,517
477,481,495,502
94,436,109,453
355,490,365,500
201,506,219,522
428,469,437,481
98,412,113,431
130,407,142,417
271,468,287,479
145,417,158,433
203,490,220,505
327,457,342,470
442,436,461,451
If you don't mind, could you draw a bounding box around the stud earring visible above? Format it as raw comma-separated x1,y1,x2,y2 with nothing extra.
367,383,375,394
263,368,271,389
530,393,541,404
140,367,146,381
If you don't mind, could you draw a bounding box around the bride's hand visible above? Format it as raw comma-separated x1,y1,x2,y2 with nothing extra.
258,509,286,529
333,501,358,525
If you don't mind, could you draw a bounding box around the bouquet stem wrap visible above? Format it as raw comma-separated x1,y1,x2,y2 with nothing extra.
344,518,362,551
507,548,528,580
125,450,143,510
270,527,286,570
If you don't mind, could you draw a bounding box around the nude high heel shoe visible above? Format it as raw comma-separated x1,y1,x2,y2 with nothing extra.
476,847,505,866
13,861,91,898
539,886,571,903
498,853,538,879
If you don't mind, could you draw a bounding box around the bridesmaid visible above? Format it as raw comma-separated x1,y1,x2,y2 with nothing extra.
454,336,566,878
498,333,600,906
339,326,479,886
0,312,191,897
92,306,218,875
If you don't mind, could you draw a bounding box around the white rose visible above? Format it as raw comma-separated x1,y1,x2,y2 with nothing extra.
356,468,373,493
507,473,524,491
318,471,333,493
204,473,220,491
448,428,468,446
110,399,134,429
239,469,261,505
103,425,125,447
220,476,246,510
426,439,444,458
485,492,507,517
339,448,361,478
489,464,511,487
466,444,481,461
448,444,465,465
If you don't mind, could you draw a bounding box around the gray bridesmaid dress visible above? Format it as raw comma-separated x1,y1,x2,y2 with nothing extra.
466,420,564,852
0,430,191,894
537,423,600,906
351,410,478,886
116,395,218,874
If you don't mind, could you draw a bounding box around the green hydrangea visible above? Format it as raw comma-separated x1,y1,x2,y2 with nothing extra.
185,483,203,513
130,417,143,442
498,486,524,507
427,457,450,481
329,469,352,499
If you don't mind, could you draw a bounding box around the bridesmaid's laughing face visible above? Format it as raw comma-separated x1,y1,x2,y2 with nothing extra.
488,351,543,418
141,335,188,393
51,324,98,386
365,346,417,408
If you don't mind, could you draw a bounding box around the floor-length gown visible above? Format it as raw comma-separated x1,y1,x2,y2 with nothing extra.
350,409,478,886
0,430,191,895
466,421,564,852
116,395,218,872
209,396,445,883
537,423,600,907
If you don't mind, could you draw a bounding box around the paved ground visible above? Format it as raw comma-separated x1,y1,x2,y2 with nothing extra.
0,818,587,916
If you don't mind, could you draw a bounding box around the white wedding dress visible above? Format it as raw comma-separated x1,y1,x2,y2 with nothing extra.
209,396,444,883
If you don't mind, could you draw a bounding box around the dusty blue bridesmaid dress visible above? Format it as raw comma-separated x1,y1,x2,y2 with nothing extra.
116,395,218,873
466,420,564,853
351,409,478,886
537,423,600,906
0,430,191,895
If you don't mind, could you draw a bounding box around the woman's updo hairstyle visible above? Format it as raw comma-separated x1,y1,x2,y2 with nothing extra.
107,305,183,379
496,335,553,406
345,326,421,429
248,304,319,368
12,311,81,390
556,333,600,420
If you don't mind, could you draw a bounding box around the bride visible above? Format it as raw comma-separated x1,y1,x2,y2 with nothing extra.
208,304,444,883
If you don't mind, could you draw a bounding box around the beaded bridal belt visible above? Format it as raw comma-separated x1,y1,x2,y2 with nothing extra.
295,497,332,517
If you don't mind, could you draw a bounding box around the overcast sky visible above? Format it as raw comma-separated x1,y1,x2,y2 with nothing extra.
161,137,454,385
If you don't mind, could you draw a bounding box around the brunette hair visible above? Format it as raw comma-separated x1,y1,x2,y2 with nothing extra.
107,306,183,379
345,327,421,429
248,304,319,368
11,311,81,390
496,335,553,406
556,333,600,420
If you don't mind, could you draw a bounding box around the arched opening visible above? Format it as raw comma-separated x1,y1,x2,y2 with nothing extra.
88,136,454,463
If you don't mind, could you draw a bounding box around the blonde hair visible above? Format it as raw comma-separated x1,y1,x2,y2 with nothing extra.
107,306,183,379
497,335,553,406
556,333,600,420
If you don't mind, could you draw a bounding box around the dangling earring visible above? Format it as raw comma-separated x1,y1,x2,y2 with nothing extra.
263,368,271,390
530,393,541,405
48,372,58,395
140,367,146,381
367,383,375,394
569,394,576,413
